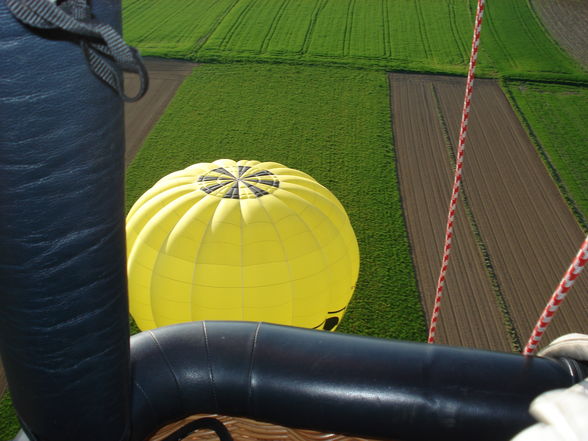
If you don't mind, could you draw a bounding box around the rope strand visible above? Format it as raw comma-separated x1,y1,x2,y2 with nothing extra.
428,0,485,344
523,235,588,355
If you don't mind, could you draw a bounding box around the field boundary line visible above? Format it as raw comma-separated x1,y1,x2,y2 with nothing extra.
501,80,588,234
188,48,588,85
430,82,521,351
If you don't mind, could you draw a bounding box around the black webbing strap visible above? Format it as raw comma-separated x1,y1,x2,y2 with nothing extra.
6,0,148,102
160,417,234,441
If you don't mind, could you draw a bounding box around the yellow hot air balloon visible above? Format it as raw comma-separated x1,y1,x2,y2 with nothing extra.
126,159,359,332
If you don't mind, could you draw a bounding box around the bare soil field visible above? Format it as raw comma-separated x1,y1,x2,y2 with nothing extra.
531,0,588,69
436,76,588,348
392,73,588,351
390,74,512,352
124,58,197,165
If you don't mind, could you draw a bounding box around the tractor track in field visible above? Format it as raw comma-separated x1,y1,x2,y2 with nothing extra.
124,57,197,166
531,0,588,69
390,73,588,352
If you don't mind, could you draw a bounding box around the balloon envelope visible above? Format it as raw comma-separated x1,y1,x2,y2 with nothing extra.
127,159,359,331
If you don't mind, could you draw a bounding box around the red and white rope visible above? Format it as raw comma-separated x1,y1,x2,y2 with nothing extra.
428,0,486,344
523,235,588,355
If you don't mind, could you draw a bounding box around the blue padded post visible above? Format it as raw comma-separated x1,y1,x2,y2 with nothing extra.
0,1,130,440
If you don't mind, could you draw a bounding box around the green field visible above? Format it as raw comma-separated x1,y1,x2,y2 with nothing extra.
126,63,426,340
122,0,239,57
123,0,586,81
504,81,588,231
480,0,583,80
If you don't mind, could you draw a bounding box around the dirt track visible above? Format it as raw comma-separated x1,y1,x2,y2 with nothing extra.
124,58,197,165
531,0,588,69
391,73,588,351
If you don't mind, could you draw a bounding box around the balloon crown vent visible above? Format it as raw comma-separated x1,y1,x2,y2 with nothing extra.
197,166,280,199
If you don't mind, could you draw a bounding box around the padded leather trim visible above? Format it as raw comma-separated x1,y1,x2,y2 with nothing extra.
0,2,130,440
130,321,577,441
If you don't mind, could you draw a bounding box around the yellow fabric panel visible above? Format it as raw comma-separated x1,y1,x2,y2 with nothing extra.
165,196,222,261
241,261,291,287
190,285,243,310
191,263,243,288
192,239,242,266
150,252,196,283
286,250,327,279
242,301,292,323
192,307,245,322
242,283,293,308
127,159,359,332
151,277,193,327
127,187,198,253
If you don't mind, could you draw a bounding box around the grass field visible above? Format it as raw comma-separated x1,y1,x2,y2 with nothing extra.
504,81,588,231
122,0,239,57
480,0,583,80
126,63,426,340
123,0,587,81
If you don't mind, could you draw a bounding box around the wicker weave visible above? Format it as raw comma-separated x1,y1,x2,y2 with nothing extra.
149,414,381,441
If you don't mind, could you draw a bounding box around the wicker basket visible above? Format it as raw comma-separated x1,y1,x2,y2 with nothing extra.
149,414,381,441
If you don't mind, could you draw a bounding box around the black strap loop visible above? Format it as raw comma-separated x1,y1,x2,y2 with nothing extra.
6,0,148,102
160,417,234,441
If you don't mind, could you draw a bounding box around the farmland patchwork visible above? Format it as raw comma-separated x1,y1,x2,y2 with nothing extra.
123,0,587,81
2,1,588,439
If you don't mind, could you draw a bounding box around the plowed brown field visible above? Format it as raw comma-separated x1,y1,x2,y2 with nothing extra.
390,74,512,352
531,0,588,68
391,73,588,352
124,58,197,165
